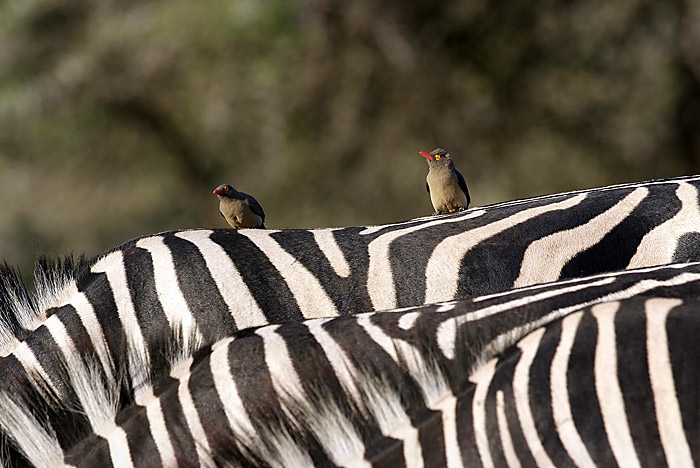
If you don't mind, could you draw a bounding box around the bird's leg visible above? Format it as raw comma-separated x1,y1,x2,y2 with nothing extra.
432,210,443,216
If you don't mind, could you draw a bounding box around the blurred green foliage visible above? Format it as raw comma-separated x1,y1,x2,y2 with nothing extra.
1,0,699,278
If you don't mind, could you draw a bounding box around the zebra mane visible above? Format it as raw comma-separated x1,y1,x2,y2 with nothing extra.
37,306,487,467
0,253,91,355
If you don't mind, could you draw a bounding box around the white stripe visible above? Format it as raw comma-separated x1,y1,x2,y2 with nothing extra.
312,228,352,277
394,423,424,468
0,334,20,357
256,326,368,465
92,251,152,396
174,230,269,329
70,290,115,386
431,393,463,468
209,337,258,441
435,276,615,344
550,311,596,468
40,317,135,468
306,319,362,403
306,320,421,467
356,313,398,362
239,230,340,318
43,316,117,432
425,194,586,304
105,427,135,468
468,270,700,387
496,390,522,468
473,261,700,304
0,391,68,467
645,297,694,468
398,311,420,330
629,182,700,267
13,341,58,396
437,317,458,360
512,327,556,468
358,175,700,237
136,236,201,349
592,302,642,468
472,175,700,212
367,210,485,310
469,357,498,468
175,357,214,466
514,187,648,287
140,386,178,467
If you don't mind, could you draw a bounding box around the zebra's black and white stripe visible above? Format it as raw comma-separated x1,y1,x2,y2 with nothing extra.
2,174,700,466
3,261,700,467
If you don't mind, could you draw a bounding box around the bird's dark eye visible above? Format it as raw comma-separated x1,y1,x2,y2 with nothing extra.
435,155,441,160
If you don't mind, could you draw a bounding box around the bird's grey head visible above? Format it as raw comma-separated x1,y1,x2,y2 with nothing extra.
420,148,454,169
213,184,242,199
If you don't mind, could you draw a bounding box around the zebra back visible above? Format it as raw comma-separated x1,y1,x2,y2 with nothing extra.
4,262,700,467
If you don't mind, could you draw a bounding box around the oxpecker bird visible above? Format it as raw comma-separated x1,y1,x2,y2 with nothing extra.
213,184,266,229
420,148,471,215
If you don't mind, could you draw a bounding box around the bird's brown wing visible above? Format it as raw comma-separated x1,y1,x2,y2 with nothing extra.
456,170,471,207
245,195,266,222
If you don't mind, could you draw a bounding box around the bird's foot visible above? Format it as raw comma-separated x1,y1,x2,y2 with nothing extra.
457,207,467,212
432,211,443,216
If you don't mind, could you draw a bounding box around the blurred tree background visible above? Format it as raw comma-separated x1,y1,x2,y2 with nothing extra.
1,0,700,278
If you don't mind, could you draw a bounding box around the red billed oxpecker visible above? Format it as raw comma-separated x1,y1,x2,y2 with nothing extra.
213,183,266,229
421,148,471,215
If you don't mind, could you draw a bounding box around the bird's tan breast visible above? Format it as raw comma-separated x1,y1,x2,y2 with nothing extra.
220,199,263,228
427,170,468,212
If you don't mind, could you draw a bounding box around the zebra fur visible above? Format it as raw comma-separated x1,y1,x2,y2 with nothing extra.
3,262,700,467
2,175,700,361
2,175,700,465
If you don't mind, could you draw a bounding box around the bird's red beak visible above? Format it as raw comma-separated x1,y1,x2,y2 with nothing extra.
213,189,224,195
420,151,433,160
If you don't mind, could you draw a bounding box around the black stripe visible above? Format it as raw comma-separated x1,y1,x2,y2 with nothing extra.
277,321,392,456
482,362,510,467
163,233,238,340
270,229,375,316
615,299,668,465
122,246,172,381
0,354,74,466
368,437,406,468
526,321,576,467
234,327,336,466
673,232,700,263
66,434,112,468
666,299,700,466
78,271,131,399
455,383,482,468
209,229,305,323
417,408,447,467
562,183,682,279
567,310,617,466
457,189,632,298
498,373,538,468
158,380,201,468
114,404,163,468
187,346,252,466
322,315,441,459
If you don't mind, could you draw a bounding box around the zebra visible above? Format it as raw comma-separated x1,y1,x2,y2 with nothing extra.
1,174,699,465
3,173,700,371
2,261,700,467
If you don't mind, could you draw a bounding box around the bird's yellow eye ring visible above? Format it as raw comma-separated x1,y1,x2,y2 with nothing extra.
435,155,441,160
224,186,230,191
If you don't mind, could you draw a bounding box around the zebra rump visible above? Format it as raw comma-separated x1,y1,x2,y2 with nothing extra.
0,175,699,388
3,262,700,467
